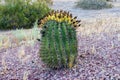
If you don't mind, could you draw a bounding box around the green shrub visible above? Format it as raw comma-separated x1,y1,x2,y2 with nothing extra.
45,0,53,5
106,0,114,2
76,0,113,10
38,10,81,69
0,0,50,30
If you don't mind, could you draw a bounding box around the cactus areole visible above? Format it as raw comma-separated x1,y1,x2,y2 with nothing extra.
38,10,81,69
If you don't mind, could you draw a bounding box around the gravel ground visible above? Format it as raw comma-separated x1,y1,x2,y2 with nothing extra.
0,0,120,80
0,32,120,80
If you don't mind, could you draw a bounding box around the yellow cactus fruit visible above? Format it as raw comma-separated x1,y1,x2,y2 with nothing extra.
38,10,81,28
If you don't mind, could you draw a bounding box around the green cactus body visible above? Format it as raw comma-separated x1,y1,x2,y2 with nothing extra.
39,10,81,69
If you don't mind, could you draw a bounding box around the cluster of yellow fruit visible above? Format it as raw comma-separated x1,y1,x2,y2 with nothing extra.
38,10,81,28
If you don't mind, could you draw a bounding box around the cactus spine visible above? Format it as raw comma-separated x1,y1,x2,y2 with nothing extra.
38,10,81,69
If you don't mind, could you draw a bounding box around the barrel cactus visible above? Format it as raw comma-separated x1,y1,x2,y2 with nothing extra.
38,10,81,69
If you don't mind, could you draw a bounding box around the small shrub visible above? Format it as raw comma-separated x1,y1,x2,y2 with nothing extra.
106,0,115,2
12,20,40,42
0,0,50,30
38,10,81,69
76,0,113,10
45,0,53,5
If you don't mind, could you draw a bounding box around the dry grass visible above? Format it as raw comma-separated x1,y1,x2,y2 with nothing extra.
0,16,120,49
77,16,120,36
0,51,8,75
23,71,30,80
0,22,41,49
76,16,120,57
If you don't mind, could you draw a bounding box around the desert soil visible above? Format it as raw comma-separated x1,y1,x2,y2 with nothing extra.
0,0,120,80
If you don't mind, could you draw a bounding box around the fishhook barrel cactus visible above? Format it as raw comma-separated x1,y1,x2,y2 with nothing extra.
38,10,81,69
